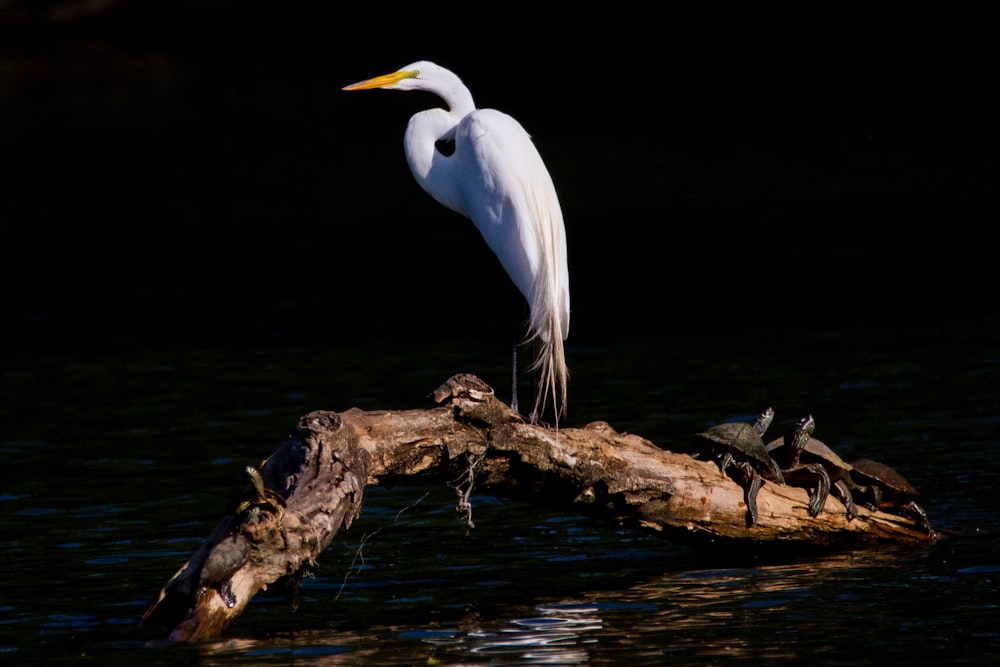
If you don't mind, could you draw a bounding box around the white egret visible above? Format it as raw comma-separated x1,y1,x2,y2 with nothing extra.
343,61,570,424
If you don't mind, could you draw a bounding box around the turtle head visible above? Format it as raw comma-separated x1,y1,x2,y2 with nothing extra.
787,414,816,466
752,406,775,436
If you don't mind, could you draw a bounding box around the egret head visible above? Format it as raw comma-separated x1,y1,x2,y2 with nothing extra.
342,61,449,93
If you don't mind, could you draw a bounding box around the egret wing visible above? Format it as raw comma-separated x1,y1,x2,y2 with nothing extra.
456,109,569,341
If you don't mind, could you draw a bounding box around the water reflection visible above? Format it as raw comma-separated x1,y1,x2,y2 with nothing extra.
558,551,910,662
192,632,375,666
182,549,959,665
463,603,601,664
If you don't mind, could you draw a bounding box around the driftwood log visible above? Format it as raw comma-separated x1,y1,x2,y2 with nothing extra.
141,373,934,641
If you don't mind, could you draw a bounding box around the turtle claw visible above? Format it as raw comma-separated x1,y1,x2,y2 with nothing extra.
806,493,824,518
218,581,237,609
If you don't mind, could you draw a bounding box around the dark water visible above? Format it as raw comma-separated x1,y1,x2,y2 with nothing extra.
2,7,1000,665
4,331,1000,665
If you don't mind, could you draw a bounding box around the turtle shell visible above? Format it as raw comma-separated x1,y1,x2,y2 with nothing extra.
697,420,783,481
848,458,919,498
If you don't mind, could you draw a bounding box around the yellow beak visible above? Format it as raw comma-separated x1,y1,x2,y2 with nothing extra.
342,69,417,91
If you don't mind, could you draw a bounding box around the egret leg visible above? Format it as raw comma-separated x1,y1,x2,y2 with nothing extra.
504,276,525,417
525,340,543,425
510,334,519,416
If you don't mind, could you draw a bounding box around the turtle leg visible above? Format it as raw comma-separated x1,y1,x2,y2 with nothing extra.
803,464,831,518
719,451,735,475
854,485,880,512
844,474,876,511
868,484,883,512
767,458,784,486
832,479,858,521
217,581,238,609
739,463,763,527
901,500,934,536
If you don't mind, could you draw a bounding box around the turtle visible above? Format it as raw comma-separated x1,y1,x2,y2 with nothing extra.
191,467,286,610
235,466,286,527
694,406,785,527
196,533,249,609
767,415,858,521
845,458,933,535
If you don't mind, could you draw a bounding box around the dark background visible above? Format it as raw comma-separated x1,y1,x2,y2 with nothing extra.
2,2,997,358
3,8,1000,663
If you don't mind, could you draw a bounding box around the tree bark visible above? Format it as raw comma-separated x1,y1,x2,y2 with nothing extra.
141,373,935,641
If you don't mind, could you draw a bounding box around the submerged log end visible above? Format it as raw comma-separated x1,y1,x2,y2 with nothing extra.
167,568,257,642
142,408,370,641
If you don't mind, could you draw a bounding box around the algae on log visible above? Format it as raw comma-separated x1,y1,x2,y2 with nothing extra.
142,373,934,642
